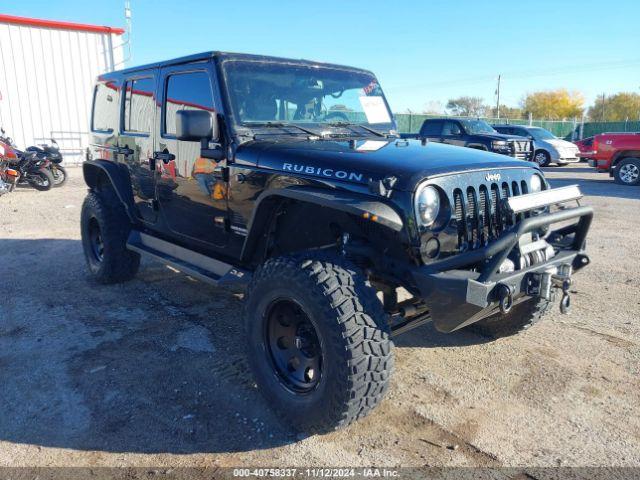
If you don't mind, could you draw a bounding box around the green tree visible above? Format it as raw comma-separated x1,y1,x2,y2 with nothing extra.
587,92,640,121
521,89,584,120
445,96,488,117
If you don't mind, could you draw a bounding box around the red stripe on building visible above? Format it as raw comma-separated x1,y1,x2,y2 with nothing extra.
0,14,125,35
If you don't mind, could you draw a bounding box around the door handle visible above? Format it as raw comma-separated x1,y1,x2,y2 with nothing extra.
153,150,175,164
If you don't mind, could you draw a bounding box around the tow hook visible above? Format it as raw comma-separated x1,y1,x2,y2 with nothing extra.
552,264,573,314
497,283,514,314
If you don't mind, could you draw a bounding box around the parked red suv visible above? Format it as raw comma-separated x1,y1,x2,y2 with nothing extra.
587,132,640,185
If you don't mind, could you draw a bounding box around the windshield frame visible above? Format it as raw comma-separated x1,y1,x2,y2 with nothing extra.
217,57,397,139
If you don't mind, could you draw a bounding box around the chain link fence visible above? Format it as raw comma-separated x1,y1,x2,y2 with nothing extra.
394,113,640,140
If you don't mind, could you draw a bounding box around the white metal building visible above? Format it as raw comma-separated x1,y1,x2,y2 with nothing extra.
0,14,125,164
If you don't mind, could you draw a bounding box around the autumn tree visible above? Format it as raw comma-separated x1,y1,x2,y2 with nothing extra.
521,89,584,120
445,96,488,117
488,105,524,119
587,92,640,121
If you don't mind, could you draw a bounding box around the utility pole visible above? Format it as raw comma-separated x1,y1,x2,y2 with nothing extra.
495,75,501,119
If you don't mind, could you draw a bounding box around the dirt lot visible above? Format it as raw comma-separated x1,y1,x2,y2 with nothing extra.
0,164,639,469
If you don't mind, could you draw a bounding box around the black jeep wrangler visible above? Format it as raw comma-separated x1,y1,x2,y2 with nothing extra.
82,52,592,433
406,118,533,161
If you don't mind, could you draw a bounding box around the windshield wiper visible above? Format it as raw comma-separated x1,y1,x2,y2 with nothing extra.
326,122,390,138
244,121,323,137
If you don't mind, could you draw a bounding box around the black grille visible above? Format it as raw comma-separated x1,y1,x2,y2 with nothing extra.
453,179,530,251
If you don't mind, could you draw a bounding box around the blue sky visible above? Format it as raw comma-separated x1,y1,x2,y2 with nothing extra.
4,0,640,113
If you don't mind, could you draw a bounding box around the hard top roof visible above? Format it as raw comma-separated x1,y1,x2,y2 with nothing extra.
98,51,374,80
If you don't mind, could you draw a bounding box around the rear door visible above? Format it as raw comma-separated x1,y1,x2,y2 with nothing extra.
155,63,229,249
119,73,157,223
419,120,443,142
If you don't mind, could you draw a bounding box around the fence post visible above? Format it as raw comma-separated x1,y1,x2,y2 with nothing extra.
528,112,532,126
408,114,412,133
625,117,628,132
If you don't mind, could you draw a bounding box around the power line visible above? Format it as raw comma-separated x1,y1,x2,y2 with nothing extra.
385,58,640,91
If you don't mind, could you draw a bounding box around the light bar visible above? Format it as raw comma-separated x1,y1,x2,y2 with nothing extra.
506,185,583,214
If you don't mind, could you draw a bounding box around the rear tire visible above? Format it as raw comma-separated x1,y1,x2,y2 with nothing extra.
80,189,140,284
244,254,394,433
467,297,551,339
614,158,640,186
26,167,54,191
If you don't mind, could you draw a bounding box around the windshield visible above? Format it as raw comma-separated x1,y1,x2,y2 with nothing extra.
529,128,556,141
459,119,497,135
221,60,395,133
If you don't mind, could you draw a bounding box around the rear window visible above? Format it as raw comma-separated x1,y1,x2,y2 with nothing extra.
420,120,443,136
123,77,155,135
91,81,119,132
164,71,215,136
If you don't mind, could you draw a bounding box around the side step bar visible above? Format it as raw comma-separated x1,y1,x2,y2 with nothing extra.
127,231,251,288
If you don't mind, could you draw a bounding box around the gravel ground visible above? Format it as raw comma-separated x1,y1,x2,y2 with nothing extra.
0,164,638,469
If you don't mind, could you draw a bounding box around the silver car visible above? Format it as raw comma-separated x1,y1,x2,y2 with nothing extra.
493,125,580,167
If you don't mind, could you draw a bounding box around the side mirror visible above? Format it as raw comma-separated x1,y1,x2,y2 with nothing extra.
176,110,219,142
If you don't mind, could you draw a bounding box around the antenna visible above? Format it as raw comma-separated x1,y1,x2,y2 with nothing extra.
117,0,133,66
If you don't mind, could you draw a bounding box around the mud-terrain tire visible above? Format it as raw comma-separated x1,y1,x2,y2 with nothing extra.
467,297,552,339
613,158,640,186
80,189,140,284
244,254,394,433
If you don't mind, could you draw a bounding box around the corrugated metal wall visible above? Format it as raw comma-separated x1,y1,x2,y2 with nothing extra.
0,22,124,164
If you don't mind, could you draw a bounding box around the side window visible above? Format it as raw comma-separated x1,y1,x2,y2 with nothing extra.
91,81,119,132
442,121,461,136
164,71,215,136
419,120,442,136
123,77,155,135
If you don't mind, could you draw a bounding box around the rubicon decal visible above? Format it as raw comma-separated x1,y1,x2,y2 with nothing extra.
282,163,364,182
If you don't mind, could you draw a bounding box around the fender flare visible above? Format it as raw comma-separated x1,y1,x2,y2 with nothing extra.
240,186,404,262
83,160,137,222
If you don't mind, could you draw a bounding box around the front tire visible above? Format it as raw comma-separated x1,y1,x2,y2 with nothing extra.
80,190,140,284
50,165,68,187
26,167,54,191
614,158,640,186
466,297,551,339
244,254,394,433
533,150,551,167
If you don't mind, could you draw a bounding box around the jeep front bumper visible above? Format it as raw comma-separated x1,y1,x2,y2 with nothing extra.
409,187,593,333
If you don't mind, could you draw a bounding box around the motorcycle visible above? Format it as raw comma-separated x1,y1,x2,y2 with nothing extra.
0,129,54,191
26,139,67,187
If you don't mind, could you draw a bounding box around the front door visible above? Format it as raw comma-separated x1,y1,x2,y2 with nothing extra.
155,65,229,249
441,120,465,147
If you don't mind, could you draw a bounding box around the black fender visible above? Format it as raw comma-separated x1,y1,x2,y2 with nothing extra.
240,186,404,262
82,160,137,222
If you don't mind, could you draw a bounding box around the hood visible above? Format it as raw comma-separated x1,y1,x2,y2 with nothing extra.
545,138,579,150
236,138,536,191
473,132,529,141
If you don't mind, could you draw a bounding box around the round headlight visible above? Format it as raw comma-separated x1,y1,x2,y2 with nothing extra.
415,185,440,227
530,174,543,192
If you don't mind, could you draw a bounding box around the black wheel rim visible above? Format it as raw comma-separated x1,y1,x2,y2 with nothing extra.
265,299,322,393
88,218,104,262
